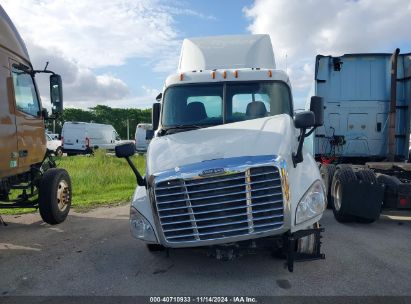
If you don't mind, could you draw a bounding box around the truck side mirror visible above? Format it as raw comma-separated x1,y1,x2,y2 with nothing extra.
310,96,324,127
294,111,315,129
115,143,145,187
152,102,161,130
50,74,63,115
115,142,135,158
293,111,315,167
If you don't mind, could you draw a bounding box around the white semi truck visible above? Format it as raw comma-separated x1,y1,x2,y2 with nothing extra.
116,35,326,271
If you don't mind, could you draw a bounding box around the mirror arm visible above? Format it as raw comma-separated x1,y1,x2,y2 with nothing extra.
125,156,146,187
304,127,316,138
292,128,307,167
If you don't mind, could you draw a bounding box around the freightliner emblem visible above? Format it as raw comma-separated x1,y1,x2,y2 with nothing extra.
199,168,226,177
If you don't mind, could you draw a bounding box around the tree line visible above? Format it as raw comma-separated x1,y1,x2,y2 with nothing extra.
46,105,152,139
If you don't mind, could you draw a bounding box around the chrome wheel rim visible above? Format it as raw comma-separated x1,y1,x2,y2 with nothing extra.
333,179,342,211
57,180,70,211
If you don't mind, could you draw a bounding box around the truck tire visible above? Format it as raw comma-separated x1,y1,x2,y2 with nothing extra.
331,166,356,222
55,147,63,157
146,244,165,252
38,168,72,225
296,223,320,255
356,169,377,184
320,164,336,208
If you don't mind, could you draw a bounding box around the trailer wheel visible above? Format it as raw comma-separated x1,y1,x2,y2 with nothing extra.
38,168,71,225
146,244,165,252
331,166,356,222
320,164,336,208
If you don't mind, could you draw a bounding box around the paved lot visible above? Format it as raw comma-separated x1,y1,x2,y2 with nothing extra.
0,207,410,296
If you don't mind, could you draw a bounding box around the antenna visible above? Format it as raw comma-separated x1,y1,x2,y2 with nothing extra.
285,53,288,71
43,61,49,71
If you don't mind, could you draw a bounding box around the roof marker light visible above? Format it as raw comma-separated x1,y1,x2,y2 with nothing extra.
211,71,216,79
223,71,227,79
234,70,238,78
179,73,184,81
268,70,272,77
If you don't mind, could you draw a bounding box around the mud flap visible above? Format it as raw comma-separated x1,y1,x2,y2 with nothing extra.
341,180,384,220
284,226,325,272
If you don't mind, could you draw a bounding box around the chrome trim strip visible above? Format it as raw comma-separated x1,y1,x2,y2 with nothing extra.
163,214,283,233
158,196,282,211
155,177,280,197
159,202,283,219
167,222,284,240
161,208,284,226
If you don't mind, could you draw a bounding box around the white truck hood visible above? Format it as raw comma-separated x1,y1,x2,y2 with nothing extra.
147,114,297,175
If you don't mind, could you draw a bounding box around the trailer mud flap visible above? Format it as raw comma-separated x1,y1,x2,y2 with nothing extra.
341,180,384,220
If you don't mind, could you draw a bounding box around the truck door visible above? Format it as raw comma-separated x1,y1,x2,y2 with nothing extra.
10,60,46,170
0,56,18,178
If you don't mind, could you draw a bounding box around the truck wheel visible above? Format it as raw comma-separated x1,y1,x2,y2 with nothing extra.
356,169,377,184
331,166,356,222
146,244,165,252
38,168,71,225
320,164,336,208
296,223,319,255
55,147,63,157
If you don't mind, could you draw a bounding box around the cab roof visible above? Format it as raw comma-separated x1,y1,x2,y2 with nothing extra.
0,5,30,64
178,34,276,72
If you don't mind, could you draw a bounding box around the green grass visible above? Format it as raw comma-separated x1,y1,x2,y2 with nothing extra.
1,150,145,215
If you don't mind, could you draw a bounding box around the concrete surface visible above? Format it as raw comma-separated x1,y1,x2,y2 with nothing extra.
0,207,410,296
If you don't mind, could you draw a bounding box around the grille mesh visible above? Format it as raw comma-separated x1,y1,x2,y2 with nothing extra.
154,166,284,243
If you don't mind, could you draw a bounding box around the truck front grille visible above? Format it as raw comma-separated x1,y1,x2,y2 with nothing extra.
154,166,284,244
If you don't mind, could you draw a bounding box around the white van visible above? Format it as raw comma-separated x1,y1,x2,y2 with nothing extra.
135,123,153,152
62,122,121,155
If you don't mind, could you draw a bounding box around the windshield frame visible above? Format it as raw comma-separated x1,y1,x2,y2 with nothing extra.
160,80,293,129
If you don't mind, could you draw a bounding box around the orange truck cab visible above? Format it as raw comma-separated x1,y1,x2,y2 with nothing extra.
0,5,71,224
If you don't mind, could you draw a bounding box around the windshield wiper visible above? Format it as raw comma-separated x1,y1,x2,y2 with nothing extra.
159,125,203,136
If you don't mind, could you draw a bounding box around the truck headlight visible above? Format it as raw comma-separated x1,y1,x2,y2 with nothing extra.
130,207,157,243
295,180,326,225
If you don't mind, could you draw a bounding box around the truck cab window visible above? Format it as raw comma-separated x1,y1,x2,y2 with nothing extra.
11,65,40,117
226,82,291,123
161,81,291,130
162,84,224,127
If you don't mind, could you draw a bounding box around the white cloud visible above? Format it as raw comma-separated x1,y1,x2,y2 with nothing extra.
244,0,411,107
2,0,179,69
1,0,209,108
25,41,129,107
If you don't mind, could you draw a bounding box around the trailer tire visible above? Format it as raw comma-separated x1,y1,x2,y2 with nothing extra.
38,168,71,225
320,164,336,208
331,166,356,222
146,244,165,252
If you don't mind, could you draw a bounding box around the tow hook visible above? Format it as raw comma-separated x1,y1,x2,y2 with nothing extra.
284,226,325,272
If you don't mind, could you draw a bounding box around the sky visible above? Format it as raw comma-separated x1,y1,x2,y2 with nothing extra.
2,0,411,110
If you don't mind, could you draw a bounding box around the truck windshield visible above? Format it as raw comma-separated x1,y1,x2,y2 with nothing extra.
161,81,292,131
